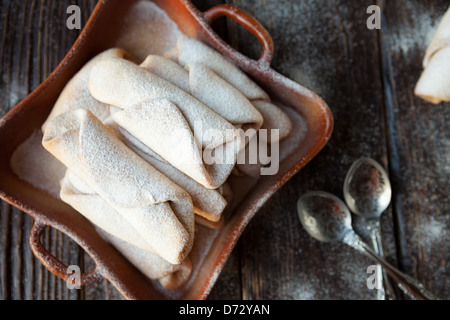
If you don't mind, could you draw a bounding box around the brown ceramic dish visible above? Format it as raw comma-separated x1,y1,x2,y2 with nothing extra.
0,0,333,299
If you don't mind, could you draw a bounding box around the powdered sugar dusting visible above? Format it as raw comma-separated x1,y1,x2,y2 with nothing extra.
10,130,66,198
96,226,192,289
113,124,228,222
115,0,183,62
172,36,270,102
389,1,441,57
418,215,449,246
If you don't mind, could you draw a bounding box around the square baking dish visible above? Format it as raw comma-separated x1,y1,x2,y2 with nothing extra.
0,0,333,299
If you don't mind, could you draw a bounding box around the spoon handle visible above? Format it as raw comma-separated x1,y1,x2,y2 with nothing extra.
343,231,437,300
367,221,397,300
368,227,387,300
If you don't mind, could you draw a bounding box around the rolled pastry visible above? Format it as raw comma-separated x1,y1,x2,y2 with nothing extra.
60,170,153,252
114,0,183,62
42,109,195,264
60,171,192,289
89,57,241,189
251,100,293,143
96,227,192,290
422,7,450,69
166,36,293,143
111,123,229,223
140,55,263,133
42,48,133,131
166,36,270,101
10,130,67,199
415,7,450,104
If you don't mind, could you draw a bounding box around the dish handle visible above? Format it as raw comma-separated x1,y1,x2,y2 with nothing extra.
203,4,274,66
29,219,103,286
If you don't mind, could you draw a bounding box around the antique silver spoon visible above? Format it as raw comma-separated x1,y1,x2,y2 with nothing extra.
343,157,396,300
297,191,436,300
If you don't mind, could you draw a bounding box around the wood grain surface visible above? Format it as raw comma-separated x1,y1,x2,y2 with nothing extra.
0,0,448,300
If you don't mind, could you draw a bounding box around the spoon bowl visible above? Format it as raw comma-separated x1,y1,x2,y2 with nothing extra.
297,191,352,243
343,157,392,220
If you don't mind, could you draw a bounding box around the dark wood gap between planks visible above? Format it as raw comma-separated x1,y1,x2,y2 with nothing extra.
376,0,406,299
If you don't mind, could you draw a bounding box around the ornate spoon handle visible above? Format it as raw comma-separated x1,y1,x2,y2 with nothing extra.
343,231,437,300
367,220,397,300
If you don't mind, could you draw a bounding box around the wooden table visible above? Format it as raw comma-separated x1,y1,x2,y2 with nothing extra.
0,0,448,300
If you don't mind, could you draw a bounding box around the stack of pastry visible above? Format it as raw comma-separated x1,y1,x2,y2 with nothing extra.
41,36,293,289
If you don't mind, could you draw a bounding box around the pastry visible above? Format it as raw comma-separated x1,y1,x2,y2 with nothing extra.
89,57,241,189
97,227,192,290
251,100,293,143
166,36,270,101
60,170,154,252
115,0,183,61
111,123,229,223
140,55,263,133
237,104,307,177
61,170,192,289
166,36,293,143
42,48,132,131
42,109,195,265
415,7,450,104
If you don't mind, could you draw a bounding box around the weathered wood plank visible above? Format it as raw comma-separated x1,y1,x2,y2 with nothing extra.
379,0,449,298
